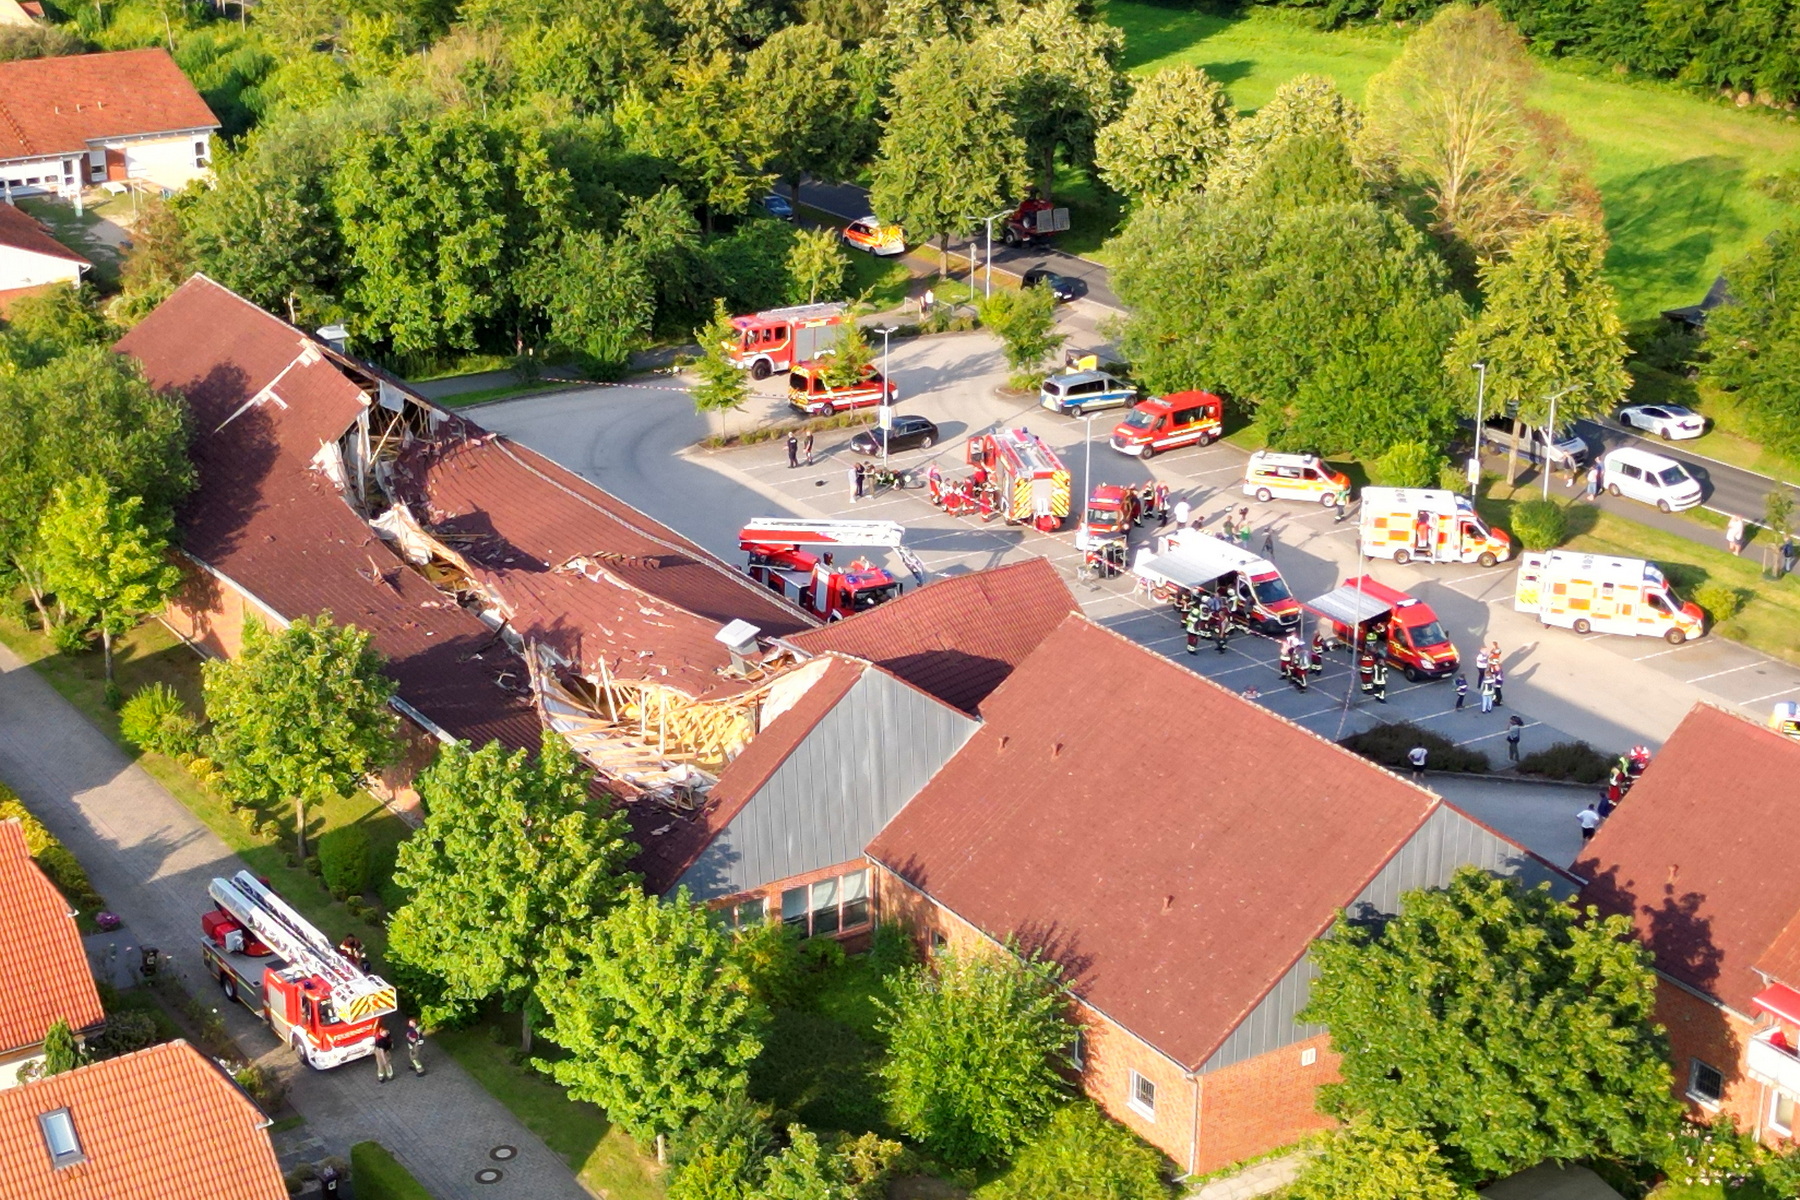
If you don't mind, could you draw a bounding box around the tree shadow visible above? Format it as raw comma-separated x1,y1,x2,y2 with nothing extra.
1601,157,1751,315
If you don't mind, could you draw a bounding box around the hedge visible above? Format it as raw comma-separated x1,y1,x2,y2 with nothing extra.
1339,722,1490,774
0,787,106,913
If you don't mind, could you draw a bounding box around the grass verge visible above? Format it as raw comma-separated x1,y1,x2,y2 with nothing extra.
435,381,584,409
350,1142,435,1200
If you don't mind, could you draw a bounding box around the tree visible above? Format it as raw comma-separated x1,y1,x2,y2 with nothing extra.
35,476,183,684
1301,867,1681,1179
1364,4,1596,264
387,733,637,1045
786,228,850,305
978,1103,1170,1200
1287,1121,1469,1200
744,26,866,205
980,0,1126,200
1095,65,1235,206
201,615,398,859
40,1020,85,1076
1206,75,1363,199
978,285,1065,389
0,286,112,370
876,945,1073,1168
1369,441,1446,490
1447,216,1629,482
870,38,1030,273
1703,219,1800,460
522,230,655,378
621,56,771,232
537,888,767,1161
821,318,876,390
691,299,752,432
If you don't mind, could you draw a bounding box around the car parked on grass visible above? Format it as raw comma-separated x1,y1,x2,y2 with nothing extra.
1616,403,1706,440
849,416,940,455
1600,446,1704,512
1021,267,1079,302
1039,369,1137,416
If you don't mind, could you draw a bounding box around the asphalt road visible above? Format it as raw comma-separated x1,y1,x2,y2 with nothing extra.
1574,415,1800,533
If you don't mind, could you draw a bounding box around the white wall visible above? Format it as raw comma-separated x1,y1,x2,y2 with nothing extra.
116,133,212,192
0,244,83,292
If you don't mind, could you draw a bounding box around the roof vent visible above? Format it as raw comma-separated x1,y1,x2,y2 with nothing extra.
39,1108,83,1169
715,620,761,675
1051,741,1063,759
1162,895,1175,913
316,324,349,353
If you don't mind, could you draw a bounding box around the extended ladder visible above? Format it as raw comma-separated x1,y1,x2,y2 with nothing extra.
209,871,396,1020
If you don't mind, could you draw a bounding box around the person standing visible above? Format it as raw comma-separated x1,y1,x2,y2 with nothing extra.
1490,661,1505,706
853,461,866,501
1261,526,1276,556
373,1024,395,1083
1479,671,1496,713
785,431,799,468
1587,463,1602,500
1173,497,1190,529
405,1017,427,1076
1576,803,1602,842
1506,715,1524,762
1454,673,1467,711
1727,513,1746,555
1218,508,1233,540
1213,605,1230,654
1407,745,1427,780
1154,481,1171,525
1474,645,1490,690
1184,604,1203,655
1358,647,1376,695
1371,655,1388,703
802,429,814,467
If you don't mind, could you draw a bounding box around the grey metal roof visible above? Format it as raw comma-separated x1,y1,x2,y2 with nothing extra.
1304,585,1393,629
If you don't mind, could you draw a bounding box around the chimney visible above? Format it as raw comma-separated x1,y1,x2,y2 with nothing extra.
1162,895,1175,913
714,619,762,676
316,324,349,353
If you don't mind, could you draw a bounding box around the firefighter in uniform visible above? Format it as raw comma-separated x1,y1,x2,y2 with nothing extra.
1371,654,1389,703
1212,604,1230,653
1309,632,1326,675
1358,647,1377,695
1183,602,1203,655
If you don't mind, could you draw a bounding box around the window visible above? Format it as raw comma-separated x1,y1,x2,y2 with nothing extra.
841,870,870,928
782,870,872,938
1773,1090,1796,1135
1069,1031,1085,1071
781,886,809,928
39,1108,83,1168
1128,1070,1156,1120
1687,1058,1724,1106
811,878,840,936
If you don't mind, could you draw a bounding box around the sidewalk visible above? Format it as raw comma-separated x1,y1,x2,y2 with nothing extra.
0,643,592,1200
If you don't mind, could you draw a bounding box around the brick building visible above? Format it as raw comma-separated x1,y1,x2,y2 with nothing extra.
1576,704,1800,1144
0,820,103,1090
866,615,1569,1175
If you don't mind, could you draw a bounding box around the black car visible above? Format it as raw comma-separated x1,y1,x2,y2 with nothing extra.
1021,267,1079,302
849,415,939,454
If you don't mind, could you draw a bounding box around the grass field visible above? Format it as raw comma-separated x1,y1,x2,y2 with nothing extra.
349,1142,435,1200
1103,1,1800,318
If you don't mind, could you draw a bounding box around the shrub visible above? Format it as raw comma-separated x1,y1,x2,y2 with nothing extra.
1692,580,1747,625
800,935,846,972
91,1010,160,1058
1369,440,1445,490
867,921,917,976
1510,498,1569,550
1340,722,1490,774
732,919,805,1010
118,683,201,757
669,1090,776,1181
1287,1121,1468,1200
0,794,106,912
318,826,372,899
977,1103,1172,1200
234,1061,289,1111
48,621,90,655
1438,462,1471,493
1514,740,1613,784
1660,1118,1760,1188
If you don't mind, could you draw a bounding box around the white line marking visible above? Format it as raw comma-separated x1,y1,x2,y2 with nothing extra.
1455,720,1540,747
1633,644,1695,660
1685,662,1763,683
1740,686,1800,704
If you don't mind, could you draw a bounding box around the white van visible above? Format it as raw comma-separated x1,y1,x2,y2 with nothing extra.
1600,447,1703,513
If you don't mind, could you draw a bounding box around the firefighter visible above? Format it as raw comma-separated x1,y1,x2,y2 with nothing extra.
1309,632,1326,675
1358,648,1377,695
1371,654,1389,703
1227,590,1246,630
1213,604,1230,653
1183,603,1203,655
1277,639,1295,686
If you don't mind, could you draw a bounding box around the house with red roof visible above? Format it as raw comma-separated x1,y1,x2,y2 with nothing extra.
0,202,88,308
864,614,1571,1176
0,49,219,199
0,821,103,1090
1576,703,1800,1144
0,1040,285,1198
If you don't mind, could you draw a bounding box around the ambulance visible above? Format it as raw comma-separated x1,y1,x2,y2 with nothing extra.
841,217,906,256
1359,487,1512,568
1513,551,1706,644
1242,452,1351,506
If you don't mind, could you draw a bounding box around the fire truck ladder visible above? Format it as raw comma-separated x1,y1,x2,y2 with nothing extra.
208,871,397,1021
739,518,906,548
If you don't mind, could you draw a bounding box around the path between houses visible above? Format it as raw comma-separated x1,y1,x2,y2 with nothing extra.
0,642,593,1200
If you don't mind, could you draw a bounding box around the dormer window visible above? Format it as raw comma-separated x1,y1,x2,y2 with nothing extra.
39,1107,84,1169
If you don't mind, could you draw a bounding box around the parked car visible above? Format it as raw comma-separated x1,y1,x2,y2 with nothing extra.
1021,267,1079,302
1039,369,1137,416
759,194,795,221
841,217,905,256
1600,446,1704,512
1616,403,1705,440
850,416,939,455
1481,415,1591,470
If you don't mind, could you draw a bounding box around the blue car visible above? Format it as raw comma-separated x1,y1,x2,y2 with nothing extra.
1039,370,1137,416
760,194,795,221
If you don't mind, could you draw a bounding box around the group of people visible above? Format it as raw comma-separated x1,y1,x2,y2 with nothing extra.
338,935,428,1084
1181,589,1245,655
1576,746,1652,841
1445,641,1509,718
1277,632,1325,691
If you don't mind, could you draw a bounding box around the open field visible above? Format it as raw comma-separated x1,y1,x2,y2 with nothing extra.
1104,1,1800,318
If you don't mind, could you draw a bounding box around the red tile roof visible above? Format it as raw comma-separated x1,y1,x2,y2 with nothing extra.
0,821,103,1056
0,1040,285,1200
0,49,217,160
786,557,1078,713
866,614,1440,1070
0,203,88,265
1576,704,1800,1012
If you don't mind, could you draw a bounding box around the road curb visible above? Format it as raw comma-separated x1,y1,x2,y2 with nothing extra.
1421,769,1600,791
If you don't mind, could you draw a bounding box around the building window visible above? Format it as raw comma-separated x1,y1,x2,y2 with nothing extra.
1773,1091,1796,1136
735,898,768,928
1069,1031,1085,1071
842,870,869,928
780,869,872,938
1128,1070,1156,1120
811,878,840,937
781,885,808,929
1299,1047,1318,1067
194,140,210,168
1687,1059,1724,1107
39,1108,83,1169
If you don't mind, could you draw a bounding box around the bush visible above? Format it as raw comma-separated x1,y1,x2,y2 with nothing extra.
1510,498,1569,550
318,826,372,899
1514,740,1613,784
977,1103,1172,1200
732,919,805,1010
90,1010,160,1058
1340,722,1490,774
1288,1121,1469,1200
118,683,201,757
1369,440,1445,490
233,1061,289,1111
669,1090,776,1181
1660,1118,1761,1189
47,621,91,655
1438,462,1471,493
1692,580,1747,625
0,793,106,912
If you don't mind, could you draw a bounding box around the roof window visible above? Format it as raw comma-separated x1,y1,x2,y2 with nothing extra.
39,1107,84,1168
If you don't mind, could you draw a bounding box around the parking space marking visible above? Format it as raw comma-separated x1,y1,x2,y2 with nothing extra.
1741,686,1800,704
1685,662,1763,684
1634,644,1698,661
1455,719,1541,747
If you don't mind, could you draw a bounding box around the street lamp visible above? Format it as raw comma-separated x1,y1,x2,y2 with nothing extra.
1542,382,1587,500
877,325,898,471
1078,412,1100,548
1470,361,1487,498
969,210,1012,299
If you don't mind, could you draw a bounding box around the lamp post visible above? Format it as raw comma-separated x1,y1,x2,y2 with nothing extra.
878,325,897,471
1542,383,1587,500
1470,360,1487,498
969,210,1012,299
1079,412,1099,546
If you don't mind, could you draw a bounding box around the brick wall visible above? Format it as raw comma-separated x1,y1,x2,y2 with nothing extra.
1656,978,1762,1131
1196,1033,1338,1174
163,561,253,659
710,859,877,947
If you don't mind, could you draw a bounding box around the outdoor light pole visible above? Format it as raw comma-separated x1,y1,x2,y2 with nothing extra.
1470,360,1487,499
878,325,897,471
1081,413,1098,543
971,210,1011,299
1542,383,1587,500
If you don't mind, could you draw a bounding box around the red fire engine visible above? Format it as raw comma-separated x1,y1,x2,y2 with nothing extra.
200,871,397,1070
739,518,921,620
727,304,846,380
965,429,1071,532
1002,198,1071,246
1082,483,1141,537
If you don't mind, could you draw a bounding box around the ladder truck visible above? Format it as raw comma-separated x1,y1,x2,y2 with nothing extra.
738,518,924,621
199,871,398,1070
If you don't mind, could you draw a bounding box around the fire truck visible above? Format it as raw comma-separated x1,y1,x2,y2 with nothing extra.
1002,198,1071,246
727,304,846,380
788,362,897,415
965,429,1071,532
739,518,922,620
199,871,397,1070
1304,576,1459,681
1082,483,1141,538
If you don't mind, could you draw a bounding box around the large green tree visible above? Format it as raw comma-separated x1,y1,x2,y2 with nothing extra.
1206,74,1363,199
1447,216,1629,481
876,945,1073,1168
1095,65,1235,206
202,614,398,859
1301,867,1680,1179
620,56,771,232
537,888,767,1161
691,299,752,432
1703,218,1800,459
1287,1121,1469,1200
389,734,635,1043
980,0,1126,200
744,26,867,206
978,284,1065,389
870,37,1030,272
522,231,655,378
35,476,183,685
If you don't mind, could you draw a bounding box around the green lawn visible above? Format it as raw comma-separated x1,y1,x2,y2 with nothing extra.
15,197,128,291
350,1141,436,1200
1651,1183,1782,1200
436,381,582,409
1102,1,1800,318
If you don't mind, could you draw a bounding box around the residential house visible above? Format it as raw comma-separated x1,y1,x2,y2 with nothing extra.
0,1039,286,1198
0,201,87,309
0,48,218,198
0,820,103,1090
865,614,1571,1176
1576,703,1800,1144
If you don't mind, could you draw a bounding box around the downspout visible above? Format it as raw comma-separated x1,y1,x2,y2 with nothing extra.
1188,1068,1202,1178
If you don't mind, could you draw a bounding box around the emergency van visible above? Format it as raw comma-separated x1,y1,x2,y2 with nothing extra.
726,304,845,379
841,217,905,256
1108,391,1224,458
1133,531,1301,634
1359,487,1512,568
1243,452,1351,506
1305,576,1459,681
1513,551,1706,644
